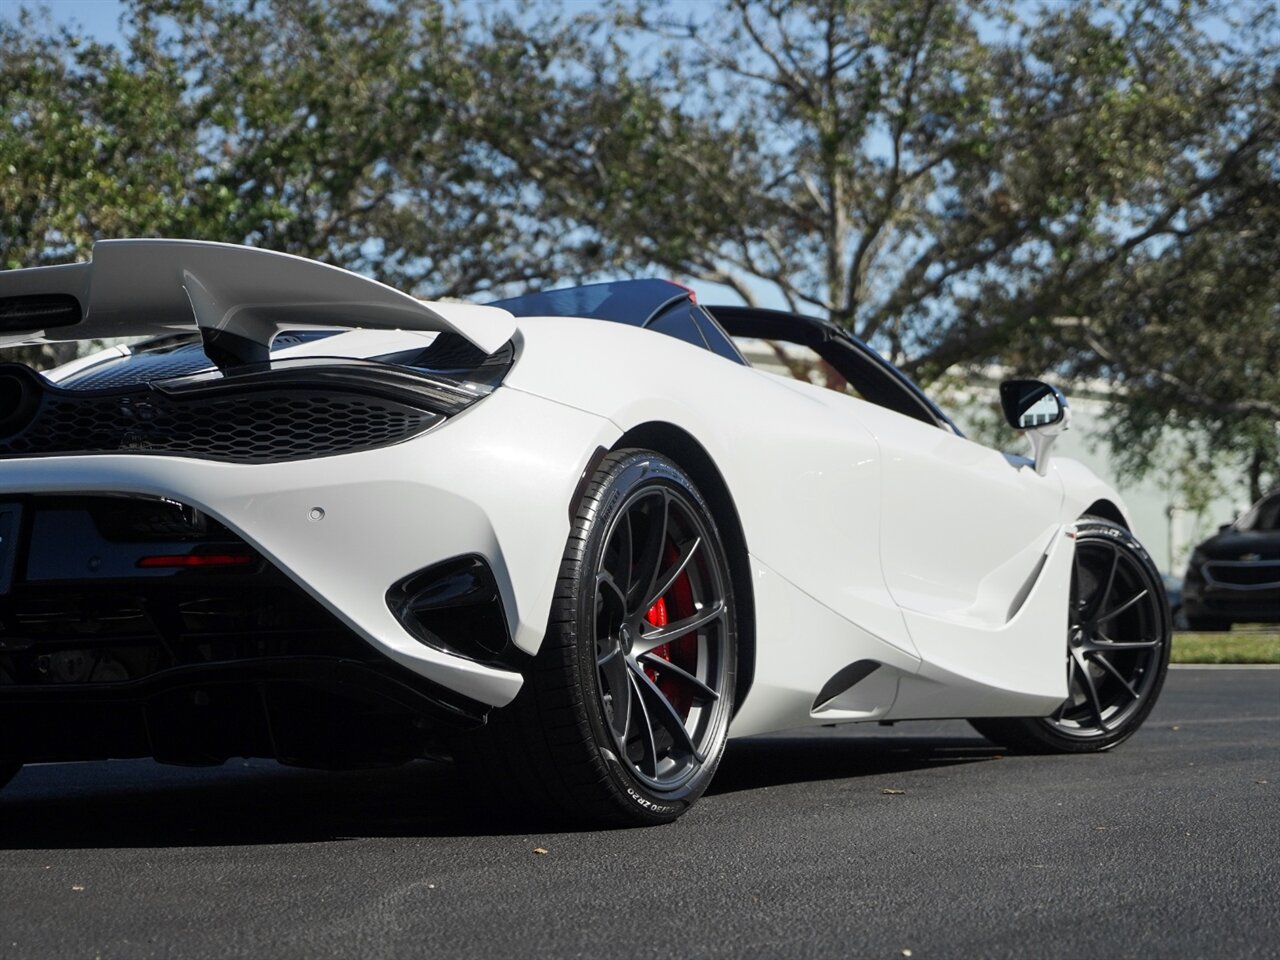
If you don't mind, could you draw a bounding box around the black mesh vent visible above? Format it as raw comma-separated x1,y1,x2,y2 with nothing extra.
1205,562,1280,587
0,388,440,463
0,294,81,332
61,332,345,390
60,344,215,390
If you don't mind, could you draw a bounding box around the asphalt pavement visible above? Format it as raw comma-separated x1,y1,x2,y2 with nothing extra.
1,666,1276,959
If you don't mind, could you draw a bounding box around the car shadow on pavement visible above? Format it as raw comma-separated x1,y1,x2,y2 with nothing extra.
708,734,1003,796
0,733,1003,848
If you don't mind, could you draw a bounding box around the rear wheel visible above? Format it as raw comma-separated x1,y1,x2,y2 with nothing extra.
971,518,1171,753
462,449,737,826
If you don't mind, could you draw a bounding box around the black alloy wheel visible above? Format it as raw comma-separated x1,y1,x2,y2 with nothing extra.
971,517,1171,753
462,449,738,826
592,478,734,793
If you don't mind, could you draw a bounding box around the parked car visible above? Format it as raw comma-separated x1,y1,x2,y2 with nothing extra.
1162,574,1188,630
0,240,1172,825
1182,490,1280,630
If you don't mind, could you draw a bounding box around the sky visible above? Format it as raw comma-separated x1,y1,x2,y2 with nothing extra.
2,0,127,42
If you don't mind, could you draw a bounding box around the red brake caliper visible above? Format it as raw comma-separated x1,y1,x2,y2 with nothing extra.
643,569,698,719
643,598,670,683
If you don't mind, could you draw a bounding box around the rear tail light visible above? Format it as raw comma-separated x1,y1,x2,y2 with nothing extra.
137,553,254,569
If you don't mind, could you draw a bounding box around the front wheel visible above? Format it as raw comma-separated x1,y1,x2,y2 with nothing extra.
462,449,738,826
971,517,1171,753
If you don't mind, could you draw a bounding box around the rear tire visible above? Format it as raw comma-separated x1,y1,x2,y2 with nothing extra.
460,449,738,826
971,517,1171,754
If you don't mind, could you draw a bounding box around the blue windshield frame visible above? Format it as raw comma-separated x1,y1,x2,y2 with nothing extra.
489,279,690,326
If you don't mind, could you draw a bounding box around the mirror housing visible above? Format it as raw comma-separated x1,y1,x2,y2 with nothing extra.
1000,379,1070,477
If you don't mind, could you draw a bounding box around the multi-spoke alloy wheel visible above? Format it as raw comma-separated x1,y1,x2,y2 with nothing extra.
462,449,738,825
971,517,1171,754
593,482,733,792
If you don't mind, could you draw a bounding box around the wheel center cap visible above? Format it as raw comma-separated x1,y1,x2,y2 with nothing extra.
619,624,633,651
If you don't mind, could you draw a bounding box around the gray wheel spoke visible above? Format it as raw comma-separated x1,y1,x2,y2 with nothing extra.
1095,588,1149,625
638,653,720,703
1076,657,1109,731
597,571,626,610
1054,655,1079,720
632,491,670,613
614,511,634,600
1087,545,1121,618
641,536,701,613
599,647,632,742
634,601,725,654
1089,651,1139,700
1088,637,1159,651
627,669,659,779
630,661,702,762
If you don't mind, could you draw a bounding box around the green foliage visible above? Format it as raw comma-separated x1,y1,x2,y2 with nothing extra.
1,0,1276,494
0,0,615,297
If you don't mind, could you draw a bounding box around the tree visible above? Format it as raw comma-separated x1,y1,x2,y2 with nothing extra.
2,0,1276,495
1044,140,1280,503
490,0,1279,495
0,0,615,299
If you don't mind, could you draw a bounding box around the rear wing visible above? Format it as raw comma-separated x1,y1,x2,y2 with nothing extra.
0,239,515,368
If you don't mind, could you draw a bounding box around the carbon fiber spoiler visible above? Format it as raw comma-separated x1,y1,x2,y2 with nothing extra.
0,239,516,368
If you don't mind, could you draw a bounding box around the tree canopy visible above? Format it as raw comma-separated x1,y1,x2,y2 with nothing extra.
2,0,1277,497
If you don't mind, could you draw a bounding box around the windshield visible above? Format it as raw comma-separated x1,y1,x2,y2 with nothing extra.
489,279,688,326
1235,492,1280,532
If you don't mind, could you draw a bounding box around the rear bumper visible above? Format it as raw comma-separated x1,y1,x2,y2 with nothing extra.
0,656,487,766
0,387,617,707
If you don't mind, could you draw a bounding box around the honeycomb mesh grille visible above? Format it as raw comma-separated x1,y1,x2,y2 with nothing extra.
60,344,214,391
0,388,440,463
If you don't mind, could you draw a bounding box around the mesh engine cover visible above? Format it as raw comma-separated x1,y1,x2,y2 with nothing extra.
0,386,441,463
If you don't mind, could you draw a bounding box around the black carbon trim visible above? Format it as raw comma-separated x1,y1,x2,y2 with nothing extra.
0,294,81,332
0,363,441,464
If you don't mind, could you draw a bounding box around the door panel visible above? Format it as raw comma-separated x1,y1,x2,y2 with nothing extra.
847,402,1071,702
853,405,1064,622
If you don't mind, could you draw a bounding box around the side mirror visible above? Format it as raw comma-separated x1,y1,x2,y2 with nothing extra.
1000,379,1070,477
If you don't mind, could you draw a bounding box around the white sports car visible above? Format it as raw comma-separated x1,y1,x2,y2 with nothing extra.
0,240,1170,825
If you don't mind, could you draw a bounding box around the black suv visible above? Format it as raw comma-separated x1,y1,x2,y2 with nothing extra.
1182,490,1280,630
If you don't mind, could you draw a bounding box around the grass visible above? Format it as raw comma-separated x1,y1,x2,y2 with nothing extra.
1171,630,1280,664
